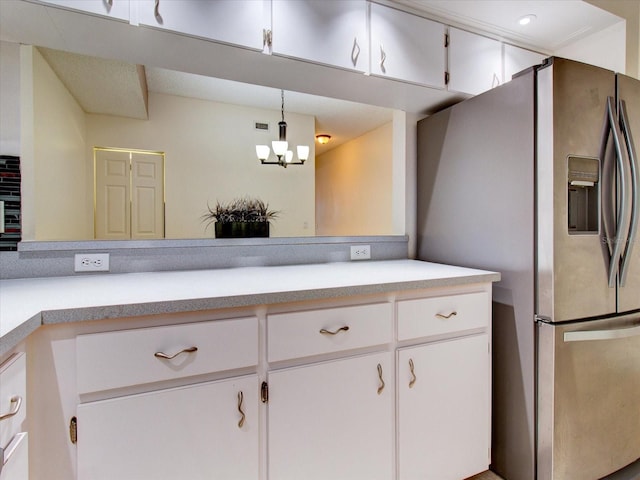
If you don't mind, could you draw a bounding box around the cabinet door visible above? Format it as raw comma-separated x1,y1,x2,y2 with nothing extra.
370,3,445,87
0,432,28,480
35,0,130,21
268,352,393,480
272,0,368,72
503,44,546,82
448,27,502,95
77,375,259,480
138,0,268,51
398,335,490,480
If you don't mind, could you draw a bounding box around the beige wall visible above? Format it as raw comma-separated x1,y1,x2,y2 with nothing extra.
586,0,640,78
0,41,20,156
23,47,316,240
87,93,316,239
556,20,627,73
23,46,92,241
315,122,393,236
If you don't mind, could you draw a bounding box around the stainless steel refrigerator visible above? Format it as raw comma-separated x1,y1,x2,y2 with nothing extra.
416,57,640,480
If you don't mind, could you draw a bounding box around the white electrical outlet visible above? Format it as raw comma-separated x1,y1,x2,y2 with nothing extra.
74,253,110,272
350,245,371,260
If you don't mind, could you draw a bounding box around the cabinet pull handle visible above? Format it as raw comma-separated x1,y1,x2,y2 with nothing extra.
379,44,387,73
435,311,457,319
263,28,272,49
0,396,22,421
351,37,360,67
409,359,416,388
377,363,385,395
154,346,198,360
237,391,246,428
319,326,349,335
154,0,162,22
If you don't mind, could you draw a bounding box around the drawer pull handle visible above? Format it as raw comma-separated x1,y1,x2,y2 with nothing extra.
319,326,350,335
409,359,417,388
237,391,245,428
377,363,385,395
0,396,22,421
154,346,198,360
435,311,457,319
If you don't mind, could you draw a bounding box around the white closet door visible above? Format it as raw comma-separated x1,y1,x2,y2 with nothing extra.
95,150,130,239
130,152,164,239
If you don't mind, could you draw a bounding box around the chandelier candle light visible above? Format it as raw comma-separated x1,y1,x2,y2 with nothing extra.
256,90,310,168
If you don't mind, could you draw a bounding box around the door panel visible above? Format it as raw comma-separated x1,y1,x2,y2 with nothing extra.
77,376,259,480
537,58,617,321
95,149,164,240
537,316,640,480
398,335,490,480
95,150,130,239
131,153,164,239
617,74,640,312
268,352,393,480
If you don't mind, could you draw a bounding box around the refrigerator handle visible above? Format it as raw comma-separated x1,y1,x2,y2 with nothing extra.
618,99,639,286
564,322,640,342
601,96,630,288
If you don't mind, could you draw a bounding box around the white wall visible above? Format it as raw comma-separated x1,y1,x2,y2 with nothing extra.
315,122,393,236
556,20,627,74
24,46,92,241
86,93,316,239
0,41,20,156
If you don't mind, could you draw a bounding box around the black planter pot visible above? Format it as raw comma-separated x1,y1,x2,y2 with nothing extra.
215,221,270,238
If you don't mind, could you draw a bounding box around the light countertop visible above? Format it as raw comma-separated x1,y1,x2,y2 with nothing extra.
0,260,500,357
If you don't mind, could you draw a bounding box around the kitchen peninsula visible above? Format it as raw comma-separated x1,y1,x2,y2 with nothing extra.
1,259,499,480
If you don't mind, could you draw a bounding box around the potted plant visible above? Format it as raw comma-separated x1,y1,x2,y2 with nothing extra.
202,197,279,238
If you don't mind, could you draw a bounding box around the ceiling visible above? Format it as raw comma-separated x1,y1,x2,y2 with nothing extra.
36,1,624,154
393,0,624,51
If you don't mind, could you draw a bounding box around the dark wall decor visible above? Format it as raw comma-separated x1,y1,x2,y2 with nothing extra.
0,155,21,251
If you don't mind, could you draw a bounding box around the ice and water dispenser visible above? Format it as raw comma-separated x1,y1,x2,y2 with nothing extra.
567,156,599,233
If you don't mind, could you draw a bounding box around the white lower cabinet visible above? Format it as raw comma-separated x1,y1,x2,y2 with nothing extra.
397,334,490,480
0,353,28,480
77,374,259,480
59,285,492,480
268,352,394,480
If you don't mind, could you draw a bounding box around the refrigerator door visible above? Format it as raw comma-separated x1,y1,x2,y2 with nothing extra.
537,314,640,480
617,73,640,312
536,58,617,322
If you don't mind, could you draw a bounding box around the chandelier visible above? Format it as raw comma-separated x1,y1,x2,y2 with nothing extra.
256,90,309,168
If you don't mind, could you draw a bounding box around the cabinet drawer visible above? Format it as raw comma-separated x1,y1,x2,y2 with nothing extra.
77,317,258,395
0,353,26,448
268,303,392,362
397,292,489,341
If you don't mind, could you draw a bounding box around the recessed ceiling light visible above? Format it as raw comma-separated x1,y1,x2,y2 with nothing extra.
518,14,537,26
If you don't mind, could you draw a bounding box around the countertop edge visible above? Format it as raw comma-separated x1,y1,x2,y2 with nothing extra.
40,271,500,326
1,264,500,358
0,313,42,358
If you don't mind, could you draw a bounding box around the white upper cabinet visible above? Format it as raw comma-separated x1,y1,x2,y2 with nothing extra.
137,0,268,51
369,3,445,88
271,0,368,72
34,0,130,21
504,43,547,82
448,27,502,95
